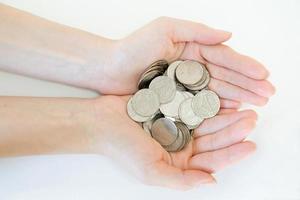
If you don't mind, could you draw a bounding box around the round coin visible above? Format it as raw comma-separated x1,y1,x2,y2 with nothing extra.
184,68,210,91
138,69,163,89
192,89,220,118
151,118,179,146
175,60,204,85
149,60,168,70
131,89,160,117
142,113,164,136
179,98,204,127
160,91,186,118
127,98,152,122
175,122,191,150
149,76,176,104
181,91,194,99
167,60,182,79
163,128,184,152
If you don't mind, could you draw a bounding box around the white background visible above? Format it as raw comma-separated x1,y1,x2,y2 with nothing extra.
0,0,299,199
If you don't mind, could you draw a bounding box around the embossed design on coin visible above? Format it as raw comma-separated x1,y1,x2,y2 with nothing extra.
127,98,151,122
167,60,182,79
149,76,176,104
176,60,204,85
160,91,185,118
192,90,220,118
179,98,204,127
131,89,160,117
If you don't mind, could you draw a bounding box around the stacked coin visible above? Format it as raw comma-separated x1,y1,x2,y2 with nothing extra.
127,60,220,152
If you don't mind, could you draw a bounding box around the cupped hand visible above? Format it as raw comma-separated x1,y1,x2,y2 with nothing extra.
100,17,275,107
90,95,257,189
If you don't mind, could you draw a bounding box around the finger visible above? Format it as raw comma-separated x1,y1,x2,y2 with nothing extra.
199,44,269,79
206,63,275,97
220,98,241,109
218,109,238,114
145,161,215,190
209,78,269,106
120,95,132,102
194,109,257,137
158,17,231,44
189,141,256,173
193,118,256,154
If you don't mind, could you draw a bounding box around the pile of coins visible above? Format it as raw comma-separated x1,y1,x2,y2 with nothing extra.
127,60,220,152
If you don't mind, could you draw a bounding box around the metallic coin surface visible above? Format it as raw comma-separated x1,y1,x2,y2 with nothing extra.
149,76,176,104
127,59,221,152
160,91,186,118
167,60,182,79
175,82,186,91
198,69,211,89
142,113,164,136
175,122,191,150
127,98,151,122
192,89,220,118
179,98,204,126
185,68,210,91
182,91,194,99
186,123,199,130
149,60,168,70
151,118,178,146
138,69,163,89
175,60,204,85
131,89,160,117
163,128,184,152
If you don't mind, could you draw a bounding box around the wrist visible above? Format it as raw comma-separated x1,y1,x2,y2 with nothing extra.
81,97,112,155
82,38,121,93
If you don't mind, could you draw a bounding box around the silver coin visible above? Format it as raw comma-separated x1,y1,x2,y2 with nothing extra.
175,122,191,150
138,69,163,89
197,69,211,90
179,98,204,127
165,116,182,123
175,60,204,85
149,60,169,70
151,118,178,146
192,89,220,118
181,91,194,99
175,82,186,91
127,98,152,122
131,89,160,117
149,76,176,104
186,123,199,130
184,68,210,91
142,113,164,136
163,128,184,152
167,60,182,79
160,91,186,118
138,60,168,89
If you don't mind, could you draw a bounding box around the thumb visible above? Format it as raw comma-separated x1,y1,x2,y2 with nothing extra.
145,161,216,190
157,17,231,45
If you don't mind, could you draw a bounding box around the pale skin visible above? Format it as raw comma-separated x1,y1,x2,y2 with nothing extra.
0,4,275,189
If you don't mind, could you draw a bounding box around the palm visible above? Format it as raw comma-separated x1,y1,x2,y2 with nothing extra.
97,96,257,189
